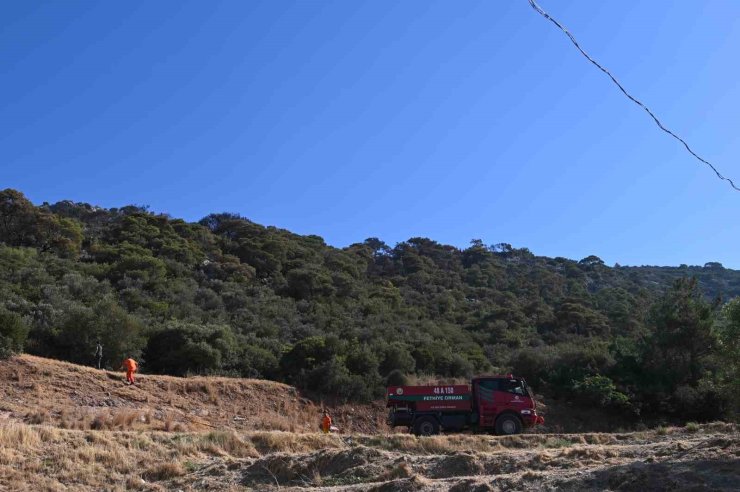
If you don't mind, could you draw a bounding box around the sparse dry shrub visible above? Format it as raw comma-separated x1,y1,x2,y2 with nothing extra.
706,422,737,433
26,410,48,425
0,423,41,448
72,415,91,430
581,434,615,445
685,422,700,433
111,410,140,429
125,474,167,491
495,434,529,449
534,450,553,466
203,431,258,458
36,426,60,443
563,446,610,462
125,476,147,490
141,461,185,481
379,461,413,481
249,431,338,454
0,447,16,466
163,381,175,404
185,380,208,394
369,474,430,492
311,469,323,486
205,382,219,404
543,437,573,448
91,413,110,430
367,433,505,455
521,470,544,480
252,414,294,432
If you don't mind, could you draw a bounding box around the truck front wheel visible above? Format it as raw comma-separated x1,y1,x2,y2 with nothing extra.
495,414,522,435
413,416,440,436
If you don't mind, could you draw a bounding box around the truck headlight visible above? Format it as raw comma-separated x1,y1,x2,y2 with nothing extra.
520,409,532,415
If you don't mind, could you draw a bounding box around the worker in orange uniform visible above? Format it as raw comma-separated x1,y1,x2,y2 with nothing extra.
120,357,138,385
321,412,332,434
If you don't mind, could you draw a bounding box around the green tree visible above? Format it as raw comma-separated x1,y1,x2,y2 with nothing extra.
0,307,29,357
279,336,341,382
645,278,716,387
715,298,740,416
379,343,415,376
640,278,721,419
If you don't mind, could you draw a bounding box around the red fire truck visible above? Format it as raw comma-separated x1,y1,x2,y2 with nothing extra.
386,375,544,436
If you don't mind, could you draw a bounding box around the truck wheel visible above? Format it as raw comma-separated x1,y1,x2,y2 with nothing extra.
495,414,522,435
413,416,440,436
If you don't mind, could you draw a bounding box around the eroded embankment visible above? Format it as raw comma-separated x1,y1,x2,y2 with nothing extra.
0,354,386,434
1,421,736,491
236,423,740,491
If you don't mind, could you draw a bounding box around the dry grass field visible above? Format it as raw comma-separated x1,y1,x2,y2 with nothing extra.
0,420,737,491
0,355,386,434
1,356,738,491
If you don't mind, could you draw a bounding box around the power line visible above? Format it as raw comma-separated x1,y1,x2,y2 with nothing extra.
526,0,740,192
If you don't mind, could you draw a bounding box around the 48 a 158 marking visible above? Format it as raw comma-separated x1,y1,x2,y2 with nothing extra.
433,386,455,394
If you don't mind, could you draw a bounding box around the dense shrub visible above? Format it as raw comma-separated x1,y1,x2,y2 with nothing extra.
144,322,237,376
572,375,632,412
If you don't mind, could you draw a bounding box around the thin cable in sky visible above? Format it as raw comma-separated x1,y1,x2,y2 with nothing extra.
527,0,740,192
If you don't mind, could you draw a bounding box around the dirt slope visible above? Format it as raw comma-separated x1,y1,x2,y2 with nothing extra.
0,355,386,434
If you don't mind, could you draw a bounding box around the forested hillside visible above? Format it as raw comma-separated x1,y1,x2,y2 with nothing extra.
1,189,738,423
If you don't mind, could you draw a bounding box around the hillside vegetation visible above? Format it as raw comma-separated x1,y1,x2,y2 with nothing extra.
1,189,738,424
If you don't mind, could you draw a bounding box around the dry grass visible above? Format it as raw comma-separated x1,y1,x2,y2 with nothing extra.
0,354,385,435
378,461,413,481
0,423,266,490
200,431,258,458
141,462,186,481
0,421,737,491
249,431,341,454
685,421,700,433
25,410,48,425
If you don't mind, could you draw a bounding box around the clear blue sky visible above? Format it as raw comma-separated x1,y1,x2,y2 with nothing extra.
2,1,739,267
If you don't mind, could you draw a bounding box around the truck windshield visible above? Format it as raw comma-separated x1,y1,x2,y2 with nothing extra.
506,380,526,396
521,381,533,397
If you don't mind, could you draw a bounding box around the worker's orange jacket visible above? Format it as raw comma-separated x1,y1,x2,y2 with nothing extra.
123,359,137,372
322,415,332,432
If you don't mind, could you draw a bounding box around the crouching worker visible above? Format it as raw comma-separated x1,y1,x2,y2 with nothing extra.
321,412,332,434
120,357,138,385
